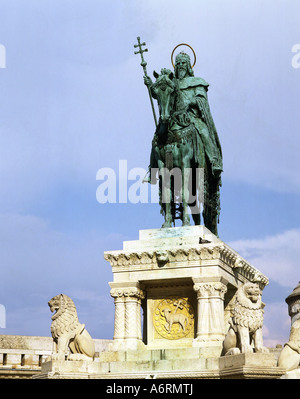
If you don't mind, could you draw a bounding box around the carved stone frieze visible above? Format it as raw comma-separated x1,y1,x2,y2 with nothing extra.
104,252,155,267
104,244,268,287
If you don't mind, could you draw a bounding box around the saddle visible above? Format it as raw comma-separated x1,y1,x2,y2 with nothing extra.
153,124,197,148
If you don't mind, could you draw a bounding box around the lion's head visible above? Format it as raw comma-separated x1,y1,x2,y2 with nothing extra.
48,294,81,339
233,283,264,333
242,282,262,305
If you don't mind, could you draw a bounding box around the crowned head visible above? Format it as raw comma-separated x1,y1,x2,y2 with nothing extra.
174,51,194,79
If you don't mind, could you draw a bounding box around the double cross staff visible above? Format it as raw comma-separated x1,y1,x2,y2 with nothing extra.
134,37,158,128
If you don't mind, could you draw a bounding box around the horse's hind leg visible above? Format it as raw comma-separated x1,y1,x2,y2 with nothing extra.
190,166,201,225
182,161,191,226
162,203,173,228
160,165,173,228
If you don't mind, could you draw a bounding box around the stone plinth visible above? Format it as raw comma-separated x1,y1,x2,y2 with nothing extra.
35,358,108,379
35,350,220,379
104,226,269,355
35,350,285,379
280,368,300,379
219,353,286,379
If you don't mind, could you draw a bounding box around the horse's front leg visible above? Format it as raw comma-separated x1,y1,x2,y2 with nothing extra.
162,201,172,228
159,161,173,228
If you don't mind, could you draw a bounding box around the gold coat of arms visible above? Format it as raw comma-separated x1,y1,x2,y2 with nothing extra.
153,297,194,340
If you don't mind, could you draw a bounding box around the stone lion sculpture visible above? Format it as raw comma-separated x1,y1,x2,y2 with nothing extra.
48,294,95,361
278,282,300,372
222,282,269,355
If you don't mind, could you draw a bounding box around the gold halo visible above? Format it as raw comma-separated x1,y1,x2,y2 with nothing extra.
171,43,196,69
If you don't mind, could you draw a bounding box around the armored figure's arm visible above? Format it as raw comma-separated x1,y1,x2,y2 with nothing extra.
144,75,157,99
144,75,152,86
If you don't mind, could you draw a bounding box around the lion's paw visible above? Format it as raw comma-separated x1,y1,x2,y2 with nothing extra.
51,353,66,361
255,346,269,353
67,353,93,362
241,344,253,354
225,347,240,356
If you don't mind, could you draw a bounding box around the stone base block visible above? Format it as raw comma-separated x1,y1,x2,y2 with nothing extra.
280,368,300,379
34,350,286,379
192,339,223,358
105,225,270,355
34,348,221,379
34,359,110,379
34,357,220,379
219,353,286,379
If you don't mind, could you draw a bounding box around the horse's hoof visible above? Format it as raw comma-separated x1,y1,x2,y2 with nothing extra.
162,221,172,228
182,217,191,226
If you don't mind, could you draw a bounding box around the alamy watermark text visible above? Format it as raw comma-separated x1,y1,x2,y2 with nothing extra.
96,160,204,214
0,304,6,328
292,44,300,68
0,44,6,68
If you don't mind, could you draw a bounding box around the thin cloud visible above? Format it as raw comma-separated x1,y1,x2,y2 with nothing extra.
229,228,300,288
0,212,119,337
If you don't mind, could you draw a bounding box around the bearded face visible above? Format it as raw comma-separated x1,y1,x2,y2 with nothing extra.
176,59,188,79
175,53,192,79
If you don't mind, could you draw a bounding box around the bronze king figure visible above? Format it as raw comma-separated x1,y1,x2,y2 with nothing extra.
135,38,223,236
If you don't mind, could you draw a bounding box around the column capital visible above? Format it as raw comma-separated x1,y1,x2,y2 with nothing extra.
193,281,227,300
110,286,145,300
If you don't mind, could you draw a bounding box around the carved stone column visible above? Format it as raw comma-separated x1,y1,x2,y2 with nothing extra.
110,290,126,344
110,285,145,350
193,280,227,353
124,288,144,341
136,296,143,341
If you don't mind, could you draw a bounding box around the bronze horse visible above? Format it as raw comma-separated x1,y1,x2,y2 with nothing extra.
149,69,206,228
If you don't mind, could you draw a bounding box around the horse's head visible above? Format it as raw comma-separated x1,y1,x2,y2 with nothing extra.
152,69,175,124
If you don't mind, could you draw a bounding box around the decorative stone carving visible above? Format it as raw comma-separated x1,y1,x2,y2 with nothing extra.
140,252,155,264
48,294,95,361
110,287,145,299
193,281,227,348
233,256,243,270
187,248,201,261
104,245,268,287
278,282,300,372
194,282,227,300
109,286,145,350
104,252,155,267
222,283,269,355
104,226,269,353
156,250,169,266
153,297,194,340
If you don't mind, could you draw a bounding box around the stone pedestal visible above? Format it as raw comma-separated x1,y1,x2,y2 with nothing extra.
35,349,285,379
35,353,220,379
219,353,286,379
280,368,300,379
104,226,269,355
34,359,108,379
34,226,287,380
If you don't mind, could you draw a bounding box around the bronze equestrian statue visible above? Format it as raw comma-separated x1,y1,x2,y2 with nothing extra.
135,39,223,236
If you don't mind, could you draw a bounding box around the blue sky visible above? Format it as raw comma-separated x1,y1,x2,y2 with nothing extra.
0,0,299,347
